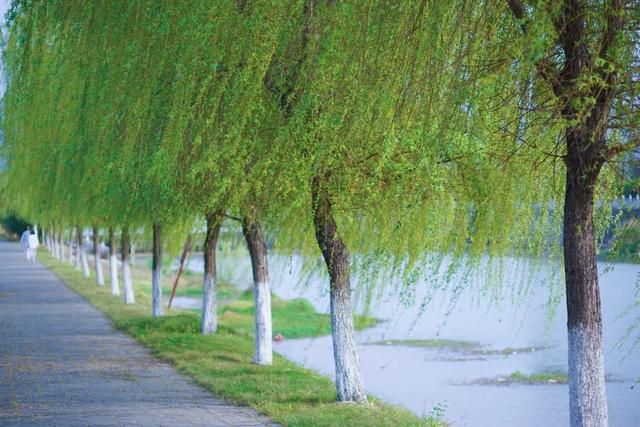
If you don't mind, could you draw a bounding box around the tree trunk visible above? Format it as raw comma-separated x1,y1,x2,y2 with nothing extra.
121,226,135,304
92,226,104,286
152,222,164,317
73,229,80,269
79,228,90,278
311,176,367,403
46,231,52,254
563,151,608,427
76,227,91,277
202,212,221,335
168,235,192,308
109,227,120,296
67,229,74,265
54,230,61,260
243,214,273,365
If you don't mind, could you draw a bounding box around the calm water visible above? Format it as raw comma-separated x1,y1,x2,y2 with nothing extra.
184,253,640,426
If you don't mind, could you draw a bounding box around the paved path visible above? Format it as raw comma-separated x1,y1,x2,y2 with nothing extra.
0,241,276,427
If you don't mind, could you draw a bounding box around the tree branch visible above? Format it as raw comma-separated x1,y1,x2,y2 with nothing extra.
224,213,243,223
598,0,625,61
604,135,640,161
506,0,562,97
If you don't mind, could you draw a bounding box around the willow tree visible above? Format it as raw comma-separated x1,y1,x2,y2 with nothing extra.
1,1,97,255
2,1,110,268
79,1,185,315
488,1,640,425
156,0,291,347
258,0,564,404
2,0,182,314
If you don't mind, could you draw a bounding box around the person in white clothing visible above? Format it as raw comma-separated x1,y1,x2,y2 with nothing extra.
20,226,31,260
27,231,39,262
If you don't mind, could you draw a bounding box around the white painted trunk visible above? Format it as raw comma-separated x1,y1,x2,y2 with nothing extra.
74,245,81,271
110,255,120,296
330,284,367,402
67,241,74,264
81,248,90,278
57,236,63,260
122,261,135,304
151,223,163,317
253,281,272,365
151,266,163,317
568,325,608,427
53,235,60,260
201,273,217,334
94,254,104,285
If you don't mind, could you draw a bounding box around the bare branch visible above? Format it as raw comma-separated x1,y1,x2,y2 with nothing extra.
224,213,243,223
604,135,640,161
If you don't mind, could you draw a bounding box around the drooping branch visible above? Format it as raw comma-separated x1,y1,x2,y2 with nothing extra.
506,0,562,97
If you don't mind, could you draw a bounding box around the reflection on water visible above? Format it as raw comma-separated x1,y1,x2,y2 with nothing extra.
185,253,639,426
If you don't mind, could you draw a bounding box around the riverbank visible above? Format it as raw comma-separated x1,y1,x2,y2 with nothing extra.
38,250,437,426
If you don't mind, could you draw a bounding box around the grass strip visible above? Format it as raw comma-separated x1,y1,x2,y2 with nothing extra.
39,250,439,426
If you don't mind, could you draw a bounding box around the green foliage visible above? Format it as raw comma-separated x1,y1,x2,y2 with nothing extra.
2,0,636,309
506,370,567,385
0,213,29,237
220,289,378,339
607,218,640,263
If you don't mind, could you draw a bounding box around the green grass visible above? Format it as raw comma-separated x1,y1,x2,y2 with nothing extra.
506,370,568,384
38,250,438,426
221,290,379,339
474,370,567,385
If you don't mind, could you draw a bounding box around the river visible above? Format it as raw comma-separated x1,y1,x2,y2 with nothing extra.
181,252,639,426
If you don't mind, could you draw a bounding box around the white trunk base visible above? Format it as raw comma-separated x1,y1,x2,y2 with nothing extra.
74,247,81,270
54,238,61,260
568,325,608,427
202,274,217,335
110,255,120,296
151,267,163,317
81,250,90,277
253,281,272,365
95,254,104,285
123,262,135,304
331,287,367,402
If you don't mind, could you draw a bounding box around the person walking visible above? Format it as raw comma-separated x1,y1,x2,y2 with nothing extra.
20,226,31,260
27,230,40,262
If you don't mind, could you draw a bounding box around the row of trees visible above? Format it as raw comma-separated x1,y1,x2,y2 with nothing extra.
2,1,638,425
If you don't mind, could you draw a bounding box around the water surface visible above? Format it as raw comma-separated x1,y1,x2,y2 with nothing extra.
187,253,640,426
